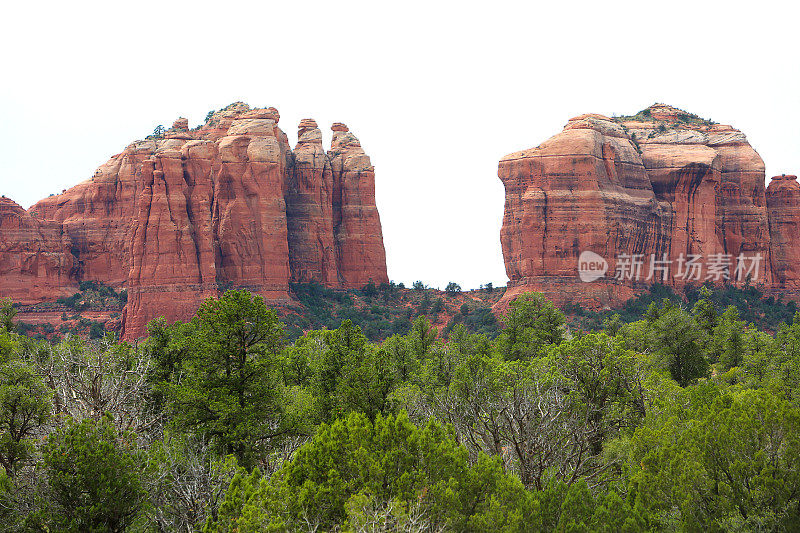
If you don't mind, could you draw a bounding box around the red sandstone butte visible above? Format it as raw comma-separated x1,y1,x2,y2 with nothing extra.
1,103,388,339
497,103,797,311
767,175,800,294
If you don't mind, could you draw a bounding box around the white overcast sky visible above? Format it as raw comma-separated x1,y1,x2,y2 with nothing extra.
1,1,797,290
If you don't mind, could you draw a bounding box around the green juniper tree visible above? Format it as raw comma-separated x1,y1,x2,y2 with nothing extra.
497,292,565,360
160,290,309,468
42,417,145,533
0,359,50,478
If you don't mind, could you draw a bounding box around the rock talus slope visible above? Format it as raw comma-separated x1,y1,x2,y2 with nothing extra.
1,104,388,338
498,103,797,310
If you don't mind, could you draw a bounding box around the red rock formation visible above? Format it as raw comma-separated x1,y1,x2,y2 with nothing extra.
498,103,794,311
329,123,388,288
498,114,666,308
286,119,338,285
767,175,800,293
0,197,75,303
0,103,388,338
30,140,155,286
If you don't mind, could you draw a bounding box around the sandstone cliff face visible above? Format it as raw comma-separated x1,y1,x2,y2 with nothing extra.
767,175,800,293
499,114,669,308
1,104,388,338
498,103,796,310
287,119,337,285
30,141,154,286
0,197,75,303
328,123,388,288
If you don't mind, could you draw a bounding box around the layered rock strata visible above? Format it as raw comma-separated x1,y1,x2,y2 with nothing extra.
498,103,797,310
0,197,75,303
766,175,800,292
1,103,388,338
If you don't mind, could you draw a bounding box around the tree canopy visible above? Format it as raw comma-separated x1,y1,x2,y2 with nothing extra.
2,288,800,531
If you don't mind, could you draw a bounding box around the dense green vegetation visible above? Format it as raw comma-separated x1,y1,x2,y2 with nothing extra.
16,316,109,341
281,282,502,341
570,282,798,333
1,286,800,531
16,280,790,349
55,280,128,311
